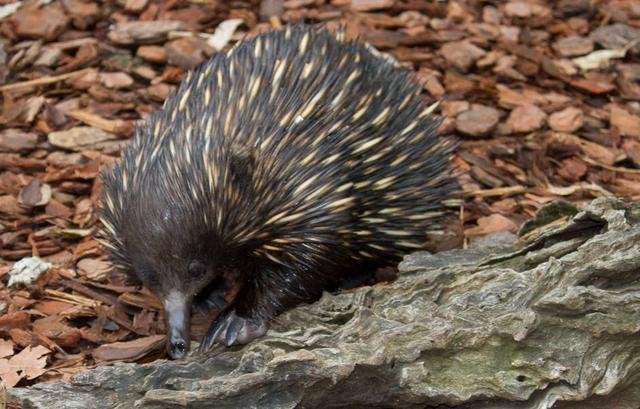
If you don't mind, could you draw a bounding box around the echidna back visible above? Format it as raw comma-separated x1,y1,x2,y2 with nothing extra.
105,25,457,271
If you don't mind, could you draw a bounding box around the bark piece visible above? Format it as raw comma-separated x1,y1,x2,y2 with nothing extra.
552,35,594,57
107,21,187,45
611,105,640,138
48,127,119,151
440,41,486,72
99,73,134,89
0,130,38,152
455,104,500,138
350,0,394,12
10,4,69,40
137,46,167,64
591,24,640,55
91,335,165,363
164,37,213,70
506,104,547,133
548,107,584,133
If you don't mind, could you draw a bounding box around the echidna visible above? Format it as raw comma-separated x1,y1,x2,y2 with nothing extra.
98,24,459,359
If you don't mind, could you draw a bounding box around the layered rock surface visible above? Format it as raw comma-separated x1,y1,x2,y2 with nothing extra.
10,198,640,409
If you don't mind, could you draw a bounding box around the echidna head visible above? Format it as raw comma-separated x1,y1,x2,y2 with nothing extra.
99,156,223,359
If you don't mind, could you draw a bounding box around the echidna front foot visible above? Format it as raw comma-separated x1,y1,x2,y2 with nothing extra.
198,308,268,353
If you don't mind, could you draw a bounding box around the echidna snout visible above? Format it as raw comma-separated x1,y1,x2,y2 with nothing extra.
164,290,191,359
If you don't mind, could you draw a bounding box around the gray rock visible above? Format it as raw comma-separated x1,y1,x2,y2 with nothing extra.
468,231,518,249
9,197,640,409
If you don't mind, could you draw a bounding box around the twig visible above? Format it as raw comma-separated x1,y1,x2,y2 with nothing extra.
44,289,101,308
66,110,132,135
582,156,640,174
0,68,93,92
464,185,527,198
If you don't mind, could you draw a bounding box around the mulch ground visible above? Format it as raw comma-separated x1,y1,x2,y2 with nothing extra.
0,0,639,388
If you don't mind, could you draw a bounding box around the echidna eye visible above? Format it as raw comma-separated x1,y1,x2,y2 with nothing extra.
188,260,207,277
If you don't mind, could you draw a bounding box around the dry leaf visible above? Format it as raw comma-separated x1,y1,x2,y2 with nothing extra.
0,339,14,359
0,345,50,387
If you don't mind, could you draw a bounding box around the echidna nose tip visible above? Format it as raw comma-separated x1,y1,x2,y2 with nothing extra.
169,338,189,359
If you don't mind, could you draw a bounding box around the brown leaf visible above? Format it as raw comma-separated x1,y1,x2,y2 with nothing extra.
0,345,50,387
0,339,14,359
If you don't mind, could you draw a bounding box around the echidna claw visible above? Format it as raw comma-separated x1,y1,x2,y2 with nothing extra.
198,309,268,353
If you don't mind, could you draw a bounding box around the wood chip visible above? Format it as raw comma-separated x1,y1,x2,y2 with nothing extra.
91,335,165,362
